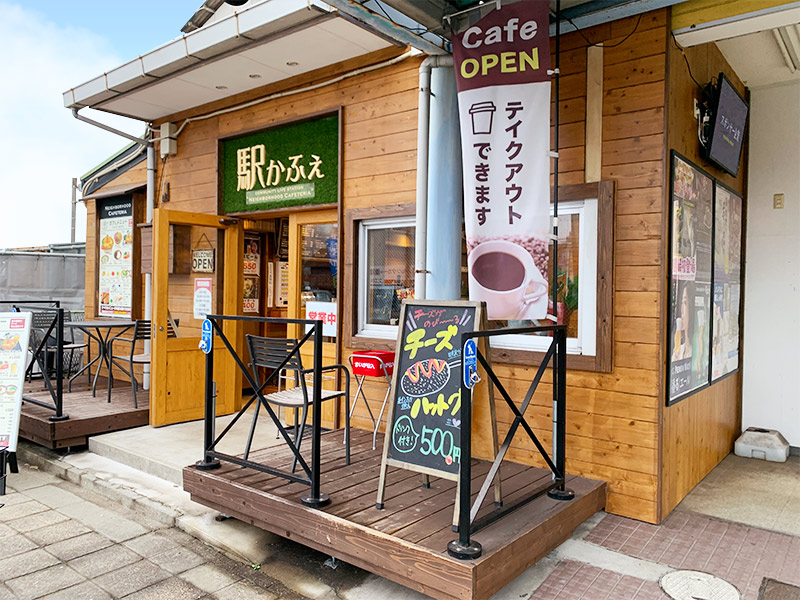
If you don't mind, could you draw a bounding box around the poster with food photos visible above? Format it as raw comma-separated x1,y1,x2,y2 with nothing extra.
711,184,743,380
99,197,134,318
243,237,260,313
0,313,31,453
668,154,713,404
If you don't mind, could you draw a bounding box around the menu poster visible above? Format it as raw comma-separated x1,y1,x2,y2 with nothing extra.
711,184,743,380
243,237,260,313
0,313,31,453
278,218,289,260
277,262,289,307
99,196,134,318
668,154,713,404
267,262,274,308
382,301,481,477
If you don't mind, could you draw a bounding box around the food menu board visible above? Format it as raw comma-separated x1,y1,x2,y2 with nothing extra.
711,184,743,380
243,237,261,313
0,313,31,453
99,197,134,318
668,154,713,404
382,301,480,477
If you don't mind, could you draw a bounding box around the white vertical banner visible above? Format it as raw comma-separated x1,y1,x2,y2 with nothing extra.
452,0,552,320
0,313,32,453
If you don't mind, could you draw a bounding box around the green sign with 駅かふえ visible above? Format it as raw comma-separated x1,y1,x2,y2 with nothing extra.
220,114,339,213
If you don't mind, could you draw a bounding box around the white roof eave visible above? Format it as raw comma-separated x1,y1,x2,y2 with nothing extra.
63,0,336,113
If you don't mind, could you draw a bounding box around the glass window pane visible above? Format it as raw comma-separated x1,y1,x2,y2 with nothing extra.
300,223,338,342
365,225,415,326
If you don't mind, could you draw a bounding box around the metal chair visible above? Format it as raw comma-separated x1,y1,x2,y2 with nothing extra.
108,319,177,407
245,335,351,471
27,310,87,381
69,310,91,385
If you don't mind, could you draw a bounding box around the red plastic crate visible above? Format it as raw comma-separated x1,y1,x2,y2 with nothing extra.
350,351,395,377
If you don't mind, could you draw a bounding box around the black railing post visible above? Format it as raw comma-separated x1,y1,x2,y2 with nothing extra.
302,320,330,507
448,333,482,560
0,449,7,496
50,308,69,422
196,323,220,471
548,327,574,501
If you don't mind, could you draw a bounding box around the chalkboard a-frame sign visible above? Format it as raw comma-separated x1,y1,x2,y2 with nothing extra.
376,299,496,511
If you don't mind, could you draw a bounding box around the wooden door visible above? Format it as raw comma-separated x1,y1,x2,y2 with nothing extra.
150,208,243,426
288,209,341,429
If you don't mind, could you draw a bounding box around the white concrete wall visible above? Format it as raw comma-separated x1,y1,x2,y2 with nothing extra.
742,81,800,446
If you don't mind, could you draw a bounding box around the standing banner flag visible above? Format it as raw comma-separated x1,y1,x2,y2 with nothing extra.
0,312,32,453
452,0,552,320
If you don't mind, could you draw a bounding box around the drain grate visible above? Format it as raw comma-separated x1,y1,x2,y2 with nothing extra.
659,570,741,600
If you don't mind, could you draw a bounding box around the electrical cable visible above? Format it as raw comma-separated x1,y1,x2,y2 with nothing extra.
154,154,169,209
671,31,704,89
80,142,148,196
372,0,438,35
555,12,642,48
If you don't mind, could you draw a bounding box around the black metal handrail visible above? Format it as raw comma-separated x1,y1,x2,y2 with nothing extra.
1,301,68,421
448,324,572,560
194,314,332,508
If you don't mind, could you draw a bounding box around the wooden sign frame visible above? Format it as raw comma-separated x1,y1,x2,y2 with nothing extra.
375,299,502,524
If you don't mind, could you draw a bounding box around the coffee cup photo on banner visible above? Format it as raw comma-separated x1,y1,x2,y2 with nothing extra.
453,0,552,321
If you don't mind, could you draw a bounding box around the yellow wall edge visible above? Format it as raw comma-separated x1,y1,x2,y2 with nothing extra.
672,0,798,31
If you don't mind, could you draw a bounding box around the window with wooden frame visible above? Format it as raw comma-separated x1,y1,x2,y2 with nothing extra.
344,203,416,351
478,181,614,372
345,182,613,371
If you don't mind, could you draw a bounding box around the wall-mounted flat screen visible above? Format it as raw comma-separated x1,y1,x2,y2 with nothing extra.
706,73,748,177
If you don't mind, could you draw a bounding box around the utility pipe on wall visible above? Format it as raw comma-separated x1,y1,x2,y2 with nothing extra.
71,178,77,244
415,54,455,301
70,108,156,388
143,144,155,390
425,63,462,300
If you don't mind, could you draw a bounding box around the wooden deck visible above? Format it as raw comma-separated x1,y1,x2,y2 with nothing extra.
184,429,606,600
21,382,150,449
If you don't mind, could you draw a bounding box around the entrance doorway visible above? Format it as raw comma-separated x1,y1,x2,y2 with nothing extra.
150,208,242,427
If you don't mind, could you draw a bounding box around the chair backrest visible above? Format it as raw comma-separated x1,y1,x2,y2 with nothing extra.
247,335,303,372
71,310,85,322
133,320,153,341
136,319,178,340
30,310,57,330
166,315,180,338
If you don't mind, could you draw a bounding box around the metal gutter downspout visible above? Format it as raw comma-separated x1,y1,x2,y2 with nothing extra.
415,54,454,301
71,108,155,388
71,108,149,145
143,145,155,390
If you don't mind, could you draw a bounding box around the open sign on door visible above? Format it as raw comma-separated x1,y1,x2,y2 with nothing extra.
192,249,215,273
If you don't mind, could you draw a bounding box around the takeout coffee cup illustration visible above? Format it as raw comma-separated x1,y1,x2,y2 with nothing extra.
468,240,547,320
469,101,497,135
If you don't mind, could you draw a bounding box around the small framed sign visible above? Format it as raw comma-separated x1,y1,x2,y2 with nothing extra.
192,249,215,273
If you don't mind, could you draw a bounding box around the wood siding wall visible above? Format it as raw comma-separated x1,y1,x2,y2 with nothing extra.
347,11,669,524
660,38,746,519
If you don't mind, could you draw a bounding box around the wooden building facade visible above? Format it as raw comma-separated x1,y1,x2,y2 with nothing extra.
77,5,746,525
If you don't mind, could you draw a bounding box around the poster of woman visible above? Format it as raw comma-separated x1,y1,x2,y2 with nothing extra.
668,154,713,403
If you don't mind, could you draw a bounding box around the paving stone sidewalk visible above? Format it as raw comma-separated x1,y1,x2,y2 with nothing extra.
529,509,800,600
0,463,335,600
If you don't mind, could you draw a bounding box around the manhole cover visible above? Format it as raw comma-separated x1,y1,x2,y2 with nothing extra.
660,570,741,600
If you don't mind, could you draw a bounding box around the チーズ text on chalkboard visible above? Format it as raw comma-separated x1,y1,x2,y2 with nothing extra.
376,300,489,512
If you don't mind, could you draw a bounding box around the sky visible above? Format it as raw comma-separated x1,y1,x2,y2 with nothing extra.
0,0,201,249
